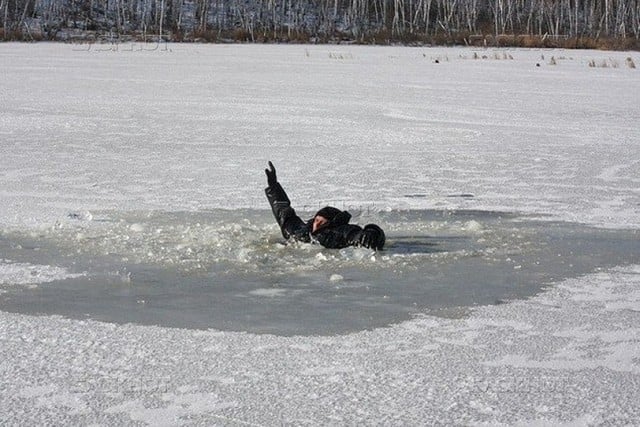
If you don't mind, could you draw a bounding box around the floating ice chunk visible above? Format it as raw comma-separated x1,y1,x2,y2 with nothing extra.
340,247,371,261
249,288,288,298
329,274,344,282
315,252,328,261
129,223,145,232
463,220,483,232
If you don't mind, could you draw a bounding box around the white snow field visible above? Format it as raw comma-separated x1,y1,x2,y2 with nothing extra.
1,42,640,424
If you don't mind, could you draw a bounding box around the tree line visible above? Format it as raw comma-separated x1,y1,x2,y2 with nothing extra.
2,0,639,48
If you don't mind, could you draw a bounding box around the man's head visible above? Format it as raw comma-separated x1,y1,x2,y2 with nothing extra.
312,215,328,233
312,206,342,233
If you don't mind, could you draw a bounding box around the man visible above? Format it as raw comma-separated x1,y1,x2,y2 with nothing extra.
264,161,385,250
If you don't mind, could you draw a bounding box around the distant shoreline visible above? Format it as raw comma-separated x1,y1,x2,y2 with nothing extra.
4,0,639,51
3,34,640,52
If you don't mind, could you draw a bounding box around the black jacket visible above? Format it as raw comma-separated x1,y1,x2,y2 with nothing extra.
265,182,385,250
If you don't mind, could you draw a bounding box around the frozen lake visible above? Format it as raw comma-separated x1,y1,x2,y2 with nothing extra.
1,43,639,424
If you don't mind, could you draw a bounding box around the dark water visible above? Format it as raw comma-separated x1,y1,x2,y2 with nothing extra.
0,209,638,335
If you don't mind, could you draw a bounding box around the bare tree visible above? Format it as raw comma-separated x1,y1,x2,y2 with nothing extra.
2,0,638,43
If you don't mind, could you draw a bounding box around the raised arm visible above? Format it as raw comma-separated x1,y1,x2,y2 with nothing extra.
264,161,309,241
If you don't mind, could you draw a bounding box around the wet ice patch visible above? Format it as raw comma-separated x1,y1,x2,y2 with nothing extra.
248,288,290,298
0,260,84,288
0,209,638,335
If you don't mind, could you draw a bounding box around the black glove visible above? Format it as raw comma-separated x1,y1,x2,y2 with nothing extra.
265,161,278,187
360,224,385,250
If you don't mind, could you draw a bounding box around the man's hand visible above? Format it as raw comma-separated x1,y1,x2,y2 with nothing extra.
360,224,385,250
265,161,278,187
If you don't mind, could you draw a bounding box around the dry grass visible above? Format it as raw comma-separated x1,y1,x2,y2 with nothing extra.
3,23,640,50
328,51,354,60
459,34,640,51
586,57,635,68
459,51,514,60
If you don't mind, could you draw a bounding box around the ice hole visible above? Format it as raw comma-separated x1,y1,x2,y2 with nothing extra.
0,209,638,336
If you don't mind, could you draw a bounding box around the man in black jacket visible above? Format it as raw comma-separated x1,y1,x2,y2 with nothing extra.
264,161,385,250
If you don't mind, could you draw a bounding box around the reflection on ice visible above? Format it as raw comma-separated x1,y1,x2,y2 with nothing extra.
0,209,638,335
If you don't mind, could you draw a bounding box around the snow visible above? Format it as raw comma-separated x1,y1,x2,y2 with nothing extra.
1,42,640,424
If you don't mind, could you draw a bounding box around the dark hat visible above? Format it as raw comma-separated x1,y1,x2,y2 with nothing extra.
315,206,342,221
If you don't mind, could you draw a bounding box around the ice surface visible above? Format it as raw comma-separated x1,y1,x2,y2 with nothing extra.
1,44,638,229
1,43,639,424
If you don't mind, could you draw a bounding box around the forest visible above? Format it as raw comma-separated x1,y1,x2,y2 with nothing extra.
2,0,639,49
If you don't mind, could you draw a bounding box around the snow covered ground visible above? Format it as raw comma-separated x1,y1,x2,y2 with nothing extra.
1,42,639,424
